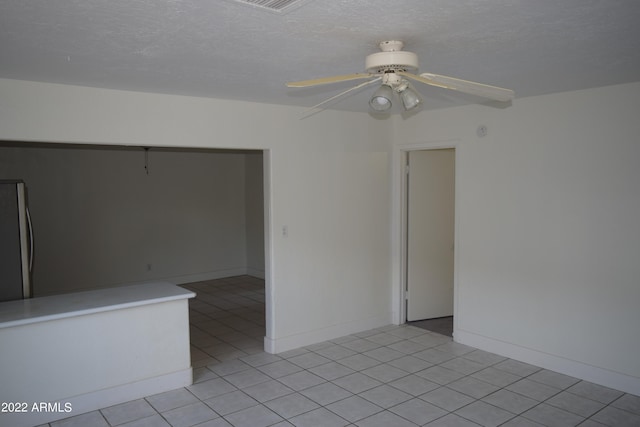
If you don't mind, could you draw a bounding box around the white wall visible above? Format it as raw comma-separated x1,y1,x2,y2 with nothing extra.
0,145,263,295
0,78,393,352
392,82,640,394
3,77,638,393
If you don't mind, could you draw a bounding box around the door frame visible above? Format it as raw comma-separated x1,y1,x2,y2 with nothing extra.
391,140,460,336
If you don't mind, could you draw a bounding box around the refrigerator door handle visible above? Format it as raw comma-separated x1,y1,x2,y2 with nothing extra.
26,206,34,272
15,181,32,299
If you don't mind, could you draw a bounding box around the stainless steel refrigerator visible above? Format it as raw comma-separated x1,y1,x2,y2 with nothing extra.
0,179,33,302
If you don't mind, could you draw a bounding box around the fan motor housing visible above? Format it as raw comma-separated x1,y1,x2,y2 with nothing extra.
365,51,419,73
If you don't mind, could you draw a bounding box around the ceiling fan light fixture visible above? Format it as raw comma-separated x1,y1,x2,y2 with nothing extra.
399,85,422,111
369,84,394,111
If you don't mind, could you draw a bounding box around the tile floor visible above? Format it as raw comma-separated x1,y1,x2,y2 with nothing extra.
47,276,639,427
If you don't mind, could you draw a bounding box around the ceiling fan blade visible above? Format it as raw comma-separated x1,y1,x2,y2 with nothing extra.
397,71,514,102
287,73,374,88
303,77,382,114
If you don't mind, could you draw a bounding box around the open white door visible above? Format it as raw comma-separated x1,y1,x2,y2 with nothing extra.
406,149,455,321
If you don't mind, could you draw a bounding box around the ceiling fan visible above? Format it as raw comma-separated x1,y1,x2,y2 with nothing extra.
286,40,515,113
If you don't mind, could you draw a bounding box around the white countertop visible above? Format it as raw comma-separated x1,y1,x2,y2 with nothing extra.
0,282,196,329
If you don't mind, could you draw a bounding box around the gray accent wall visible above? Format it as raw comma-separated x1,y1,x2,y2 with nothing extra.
0,144,264,295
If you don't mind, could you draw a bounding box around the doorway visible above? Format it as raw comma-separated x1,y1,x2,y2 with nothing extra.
404,148,455,336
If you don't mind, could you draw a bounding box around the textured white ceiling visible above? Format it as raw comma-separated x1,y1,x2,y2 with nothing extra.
1,0,639,112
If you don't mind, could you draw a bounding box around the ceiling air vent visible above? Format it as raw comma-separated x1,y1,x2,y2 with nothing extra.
232,0,310,13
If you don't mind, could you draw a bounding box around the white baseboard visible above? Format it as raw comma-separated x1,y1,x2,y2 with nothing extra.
264,314,392,354
3,368,193,427
455,329,640,396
